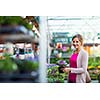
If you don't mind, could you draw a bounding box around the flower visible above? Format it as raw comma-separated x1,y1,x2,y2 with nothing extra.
57,60,67,66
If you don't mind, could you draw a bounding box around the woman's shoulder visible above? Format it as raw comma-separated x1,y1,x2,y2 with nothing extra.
80,48,88,55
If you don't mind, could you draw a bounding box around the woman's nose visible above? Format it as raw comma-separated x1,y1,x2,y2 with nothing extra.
73,42,77,45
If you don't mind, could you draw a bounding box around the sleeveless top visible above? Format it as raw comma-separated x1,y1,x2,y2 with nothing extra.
68,53,78,83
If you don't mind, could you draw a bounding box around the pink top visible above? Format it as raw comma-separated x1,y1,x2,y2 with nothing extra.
68,53,78,83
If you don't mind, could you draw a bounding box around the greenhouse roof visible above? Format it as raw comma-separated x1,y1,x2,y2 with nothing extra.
47,16,100,43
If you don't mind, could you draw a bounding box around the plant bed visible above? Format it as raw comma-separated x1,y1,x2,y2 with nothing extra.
47,62,67,83
0,56,39,83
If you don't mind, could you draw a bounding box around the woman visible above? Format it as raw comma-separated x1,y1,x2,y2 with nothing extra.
62,34,88,83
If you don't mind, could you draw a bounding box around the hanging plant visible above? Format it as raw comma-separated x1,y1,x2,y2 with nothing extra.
0,16,33,30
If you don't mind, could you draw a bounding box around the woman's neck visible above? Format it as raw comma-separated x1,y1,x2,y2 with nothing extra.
74,47,81,54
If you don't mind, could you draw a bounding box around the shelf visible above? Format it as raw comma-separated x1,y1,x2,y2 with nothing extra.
0,34,37,43
0,26,39,44
0,71,38,83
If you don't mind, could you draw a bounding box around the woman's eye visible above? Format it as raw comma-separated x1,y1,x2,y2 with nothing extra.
76,41,79,43
72,41,79,43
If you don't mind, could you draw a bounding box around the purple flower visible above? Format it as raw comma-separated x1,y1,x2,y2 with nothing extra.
47,64,58,68
57,60,67,65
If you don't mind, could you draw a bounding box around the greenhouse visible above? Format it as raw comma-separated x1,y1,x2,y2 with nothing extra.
0,16,100,83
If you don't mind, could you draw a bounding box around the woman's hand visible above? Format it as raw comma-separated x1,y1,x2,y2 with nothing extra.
63,68,71,73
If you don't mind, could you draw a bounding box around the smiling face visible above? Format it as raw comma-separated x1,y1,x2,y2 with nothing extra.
71,34,83,51
72,37,82,50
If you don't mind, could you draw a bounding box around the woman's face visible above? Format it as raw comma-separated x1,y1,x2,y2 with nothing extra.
72,37,82,50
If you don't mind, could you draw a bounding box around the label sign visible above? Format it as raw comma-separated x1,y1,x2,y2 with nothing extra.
52,32,72,44
53,38,68,44
53,32,69,38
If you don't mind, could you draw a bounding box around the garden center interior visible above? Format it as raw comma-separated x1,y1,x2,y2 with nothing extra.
0,16,100,83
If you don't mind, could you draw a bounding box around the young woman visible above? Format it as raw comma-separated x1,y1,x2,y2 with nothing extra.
62,34,88,83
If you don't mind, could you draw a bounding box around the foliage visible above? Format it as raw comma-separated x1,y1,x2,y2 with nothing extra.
50,57,69,64
47,65,67,83
0,16,33,30
97,73,100,83
88,57,100,67
89,72,98,80
0,53,39,74
0,54,18,73
12,58,39,73
88,57,100,80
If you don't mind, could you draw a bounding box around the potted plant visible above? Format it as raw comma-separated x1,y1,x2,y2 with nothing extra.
0,53,18,82
47,65,66,83
10,58,39,82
